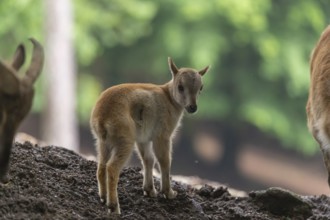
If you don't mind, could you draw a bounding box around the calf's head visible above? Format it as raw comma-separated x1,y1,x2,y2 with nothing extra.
168,57,209,113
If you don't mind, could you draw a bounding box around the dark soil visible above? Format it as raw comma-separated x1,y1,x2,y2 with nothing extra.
1,142,330,220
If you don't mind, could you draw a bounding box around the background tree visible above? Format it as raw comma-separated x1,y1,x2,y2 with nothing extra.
42,0,78,151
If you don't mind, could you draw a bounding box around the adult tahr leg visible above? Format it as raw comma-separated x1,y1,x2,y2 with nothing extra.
96,139,110,203
321,148,330,186
314,120,330,187
106,141,134,214
0,131,15,183
153,138,177,199
0,142,12,184
136,142,156,197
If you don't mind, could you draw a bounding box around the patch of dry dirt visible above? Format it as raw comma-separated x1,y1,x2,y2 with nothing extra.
0,142,330,219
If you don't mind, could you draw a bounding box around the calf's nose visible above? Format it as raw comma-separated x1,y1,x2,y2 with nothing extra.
187,105,197,113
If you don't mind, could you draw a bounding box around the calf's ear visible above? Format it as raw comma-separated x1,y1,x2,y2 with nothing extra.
168,57,179,76
199,66,210,76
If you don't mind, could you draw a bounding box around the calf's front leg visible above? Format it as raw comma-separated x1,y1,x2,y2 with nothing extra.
153,138,177,199
137,142,157,197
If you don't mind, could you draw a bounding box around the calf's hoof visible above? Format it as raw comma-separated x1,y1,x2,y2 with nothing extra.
107,203,121,215
163,189,177,199
144,187,157,197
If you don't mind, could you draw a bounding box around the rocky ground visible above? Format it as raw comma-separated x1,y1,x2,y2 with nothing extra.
0,142,330,219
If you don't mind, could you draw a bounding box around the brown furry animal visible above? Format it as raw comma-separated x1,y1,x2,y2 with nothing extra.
307,25,330,186
90,58,209,214
0,39,44,183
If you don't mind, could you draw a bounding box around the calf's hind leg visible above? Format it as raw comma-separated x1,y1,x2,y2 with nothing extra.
96,139,110,203
106,138,134,214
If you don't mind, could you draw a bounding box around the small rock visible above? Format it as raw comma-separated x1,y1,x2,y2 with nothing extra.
197,185,213,197
249,187,313,218
212,186,229,198
190,198,203,213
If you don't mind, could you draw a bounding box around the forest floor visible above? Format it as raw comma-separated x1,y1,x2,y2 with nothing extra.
0,142,330,219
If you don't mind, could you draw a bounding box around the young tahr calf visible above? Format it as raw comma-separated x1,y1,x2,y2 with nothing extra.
90,58,209,214
307,25,330,186
0,39,44,183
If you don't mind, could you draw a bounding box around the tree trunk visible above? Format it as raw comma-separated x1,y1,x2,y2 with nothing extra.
42,0,79,151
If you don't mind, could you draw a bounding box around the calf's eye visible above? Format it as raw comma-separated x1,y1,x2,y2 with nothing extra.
178,85,184,93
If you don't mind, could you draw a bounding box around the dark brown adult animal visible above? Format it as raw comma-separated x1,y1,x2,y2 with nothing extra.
0,39,44,183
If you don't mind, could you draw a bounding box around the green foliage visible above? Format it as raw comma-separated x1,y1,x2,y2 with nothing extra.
1,0,330,155
77,73,102,124
0,0,43,56
74,0,158,65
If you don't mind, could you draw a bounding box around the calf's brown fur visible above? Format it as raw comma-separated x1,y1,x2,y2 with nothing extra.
307,25,330,186
90,58,209,214
0,39,44,183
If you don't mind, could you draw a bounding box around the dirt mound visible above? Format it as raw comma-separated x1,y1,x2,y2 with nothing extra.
0,142,329,219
